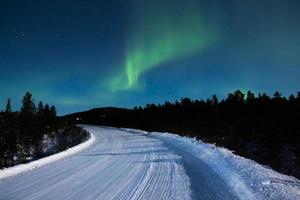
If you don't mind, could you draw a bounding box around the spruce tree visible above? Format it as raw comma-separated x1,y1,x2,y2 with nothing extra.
5,98,12,113
21,92,36,114
211,94,218,106
19,92,36,156
246,91,255,103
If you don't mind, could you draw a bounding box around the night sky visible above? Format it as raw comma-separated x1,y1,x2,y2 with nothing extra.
1,0,300,115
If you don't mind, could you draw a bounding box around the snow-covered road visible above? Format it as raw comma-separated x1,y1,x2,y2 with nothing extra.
0,125,299,200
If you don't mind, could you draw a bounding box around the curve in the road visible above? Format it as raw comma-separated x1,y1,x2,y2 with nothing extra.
0,126,193,200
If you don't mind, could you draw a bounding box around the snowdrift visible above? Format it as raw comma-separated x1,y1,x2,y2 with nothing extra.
0,132,95,180
151,131,300,200
121,128,300,200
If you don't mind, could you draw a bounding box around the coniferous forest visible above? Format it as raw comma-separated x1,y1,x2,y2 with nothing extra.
63,90,300,178
0,92,57,168
0,92,88,169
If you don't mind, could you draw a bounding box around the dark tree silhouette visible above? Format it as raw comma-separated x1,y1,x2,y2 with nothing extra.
0,92,59,168
5,98,12,113
62,90,300,178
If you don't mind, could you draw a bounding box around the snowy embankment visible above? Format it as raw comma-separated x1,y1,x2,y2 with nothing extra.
121,127,300,199
0,132,95,180
147,131,300,200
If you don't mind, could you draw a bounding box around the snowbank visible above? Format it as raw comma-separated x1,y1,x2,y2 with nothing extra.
0,132,95,180
149,132,300,200
122,128,300,200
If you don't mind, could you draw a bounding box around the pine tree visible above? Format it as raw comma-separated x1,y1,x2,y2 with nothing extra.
233,90,245,103
21,92,36,114
34,101,45,156
19,92,36,156
37,101,44,114
50,105,57,117
211,94,218,106
246,91,255,103
289,94,296,102
49,105,57,131
274,91,282,99
5,98,12,113
1,98,17,166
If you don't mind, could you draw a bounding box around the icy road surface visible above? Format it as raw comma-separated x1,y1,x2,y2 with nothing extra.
0,125,299,200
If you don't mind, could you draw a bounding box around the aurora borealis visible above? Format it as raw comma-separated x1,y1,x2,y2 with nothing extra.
1,0,300,115
108,0,216,92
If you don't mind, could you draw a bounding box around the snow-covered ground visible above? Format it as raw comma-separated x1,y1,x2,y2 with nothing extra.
0,130,95,180
0,125,299,200
148,131,300,200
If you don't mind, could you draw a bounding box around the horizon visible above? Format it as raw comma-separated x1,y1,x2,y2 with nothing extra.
1,89,299,116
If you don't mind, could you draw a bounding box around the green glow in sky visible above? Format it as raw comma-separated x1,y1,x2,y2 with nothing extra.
108,0,216,92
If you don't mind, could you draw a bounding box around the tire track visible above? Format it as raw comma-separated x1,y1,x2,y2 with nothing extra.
0,126,193,200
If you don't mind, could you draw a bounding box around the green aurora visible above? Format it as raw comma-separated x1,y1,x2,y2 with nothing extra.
107,0,217,92
2,0,299,115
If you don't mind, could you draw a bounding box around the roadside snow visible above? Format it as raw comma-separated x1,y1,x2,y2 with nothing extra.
147,131,300,200
0,132,95,180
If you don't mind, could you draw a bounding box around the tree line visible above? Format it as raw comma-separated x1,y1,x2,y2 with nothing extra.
0,92,57,168
64,90,300,178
